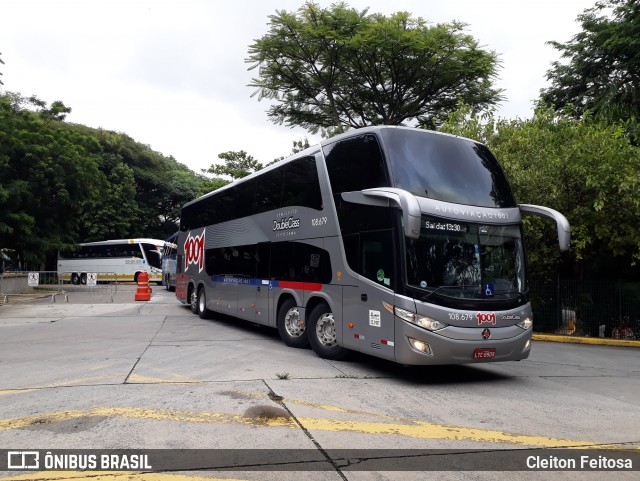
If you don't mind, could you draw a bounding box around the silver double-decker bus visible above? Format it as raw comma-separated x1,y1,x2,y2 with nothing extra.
176,126,570,365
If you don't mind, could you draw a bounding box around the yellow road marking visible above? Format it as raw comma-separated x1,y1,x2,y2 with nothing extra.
0,376,118,396
0,389,37,396
226,389,404,421
297,417,599,448
0,405,633,450
533,334,640,347
0,407,293,432
44,375,120,388
127,369,203,384
127,374,200,384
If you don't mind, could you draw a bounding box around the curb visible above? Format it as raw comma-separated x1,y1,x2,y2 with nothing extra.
532,333,640,348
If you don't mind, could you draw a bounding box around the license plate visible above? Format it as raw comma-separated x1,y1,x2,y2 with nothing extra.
473,348,496,360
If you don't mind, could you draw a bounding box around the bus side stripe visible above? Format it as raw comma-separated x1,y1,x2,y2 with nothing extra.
209,276,323,292
277,281,323,291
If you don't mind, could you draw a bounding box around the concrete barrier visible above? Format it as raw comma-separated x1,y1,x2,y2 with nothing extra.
0,273,29,295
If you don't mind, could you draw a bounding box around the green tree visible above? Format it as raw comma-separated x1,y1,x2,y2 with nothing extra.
440,105,640,279
204,150,263,180
0,92,104,267
0,91,212,265
540,0,640,126
247,1,503,134
268,137,312,166
156,167,212,233
80,162,138,240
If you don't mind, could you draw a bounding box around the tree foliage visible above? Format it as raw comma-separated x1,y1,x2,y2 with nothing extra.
540,0,640,127
203,150,263,180
440,105,640,279
0,92,210,268
247,1,503,134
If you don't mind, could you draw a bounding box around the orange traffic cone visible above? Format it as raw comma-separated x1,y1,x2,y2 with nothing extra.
135,271,151,301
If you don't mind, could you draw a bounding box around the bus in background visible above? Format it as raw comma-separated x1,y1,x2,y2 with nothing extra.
176,126,570,365
162,232,178,291
58,238,166,285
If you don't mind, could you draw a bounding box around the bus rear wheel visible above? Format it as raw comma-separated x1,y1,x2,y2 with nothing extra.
189,287,198,314
197,288,211,319
277,298,308,348
307,303,348,361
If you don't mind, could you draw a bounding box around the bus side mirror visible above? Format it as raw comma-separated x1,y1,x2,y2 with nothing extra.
341,187,422,239
519,204,571,252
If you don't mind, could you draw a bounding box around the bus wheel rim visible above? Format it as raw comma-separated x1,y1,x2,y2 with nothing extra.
284,308,304,337
198,292,205,312
316,313,337,347
191,292,197,311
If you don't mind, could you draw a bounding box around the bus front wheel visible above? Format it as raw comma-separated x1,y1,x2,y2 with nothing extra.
307,303,348,361
277,298,308,348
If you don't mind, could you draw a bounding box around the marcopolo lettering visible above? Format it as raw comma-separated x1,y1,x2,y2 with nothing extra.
434,204,509,220
273,216,301,231
184,231,205,273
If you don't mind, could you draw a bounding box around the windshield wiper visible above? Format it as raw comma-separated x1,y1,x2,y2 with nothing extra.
420,285,480,302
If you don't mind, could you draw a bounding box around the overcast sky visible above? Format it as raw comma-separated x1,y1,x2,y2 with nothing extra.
2,0,595,174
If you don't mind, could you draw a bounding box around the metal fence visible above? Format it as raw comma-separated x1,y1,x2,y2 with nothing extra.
57,272,118,302
0,271,61,303
1,271,119,303
529,277,640,340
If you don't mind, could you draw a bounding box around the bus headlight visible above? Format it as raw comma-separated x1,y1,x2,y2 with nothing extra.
408,337,434,356
395,307,448,331
517,317,533,330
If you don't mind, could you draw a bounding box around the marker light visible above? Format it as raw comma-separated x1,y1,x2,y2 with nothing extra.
395,307,448,331
408,337,433,356
517,317,533,330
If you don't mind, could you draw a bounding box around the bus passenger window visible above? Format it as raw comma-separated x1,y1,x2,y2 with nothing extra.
323,134,390,195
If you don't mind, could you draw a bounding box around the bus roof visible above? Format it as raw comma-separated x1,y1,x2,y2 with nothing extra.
79,238,167,247
184,126,478,210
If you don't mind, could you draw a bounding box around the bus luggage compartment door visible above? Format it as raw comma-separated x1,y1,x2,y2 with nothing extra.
252,280,270,325
342,285,395,361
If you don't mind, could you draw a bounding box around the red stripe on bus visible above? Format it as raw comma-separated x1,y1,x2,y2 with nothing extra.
278,281,323,291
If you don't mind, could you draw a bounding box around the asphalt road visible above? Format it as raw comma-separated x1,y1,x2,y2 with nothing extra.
0,286,639,481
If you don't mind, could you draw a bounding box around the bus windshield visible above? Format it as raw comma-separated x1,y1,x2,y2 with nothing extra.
381,128,516,208
141,243,163,270
405,217,526,301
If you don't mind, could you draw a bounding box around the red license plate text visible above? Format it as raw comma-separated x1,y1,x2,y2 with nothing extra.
473,348,496,359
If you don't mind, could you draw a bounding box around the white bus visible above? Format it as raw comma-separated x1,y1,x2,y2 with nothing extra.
176,126,570,365
58,238,166,285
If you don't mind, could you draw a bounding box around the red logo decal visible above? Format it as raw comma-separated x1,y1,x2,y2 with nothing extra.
476,312,496,325
184,231,205,273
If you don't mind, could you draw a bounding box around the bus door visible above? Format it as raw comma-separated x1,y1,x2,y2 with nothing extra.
253,243,271,325
341,232,397,361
